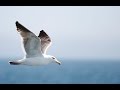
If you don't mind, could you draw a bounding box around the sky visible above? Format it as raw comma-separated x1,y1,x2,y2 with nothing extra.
0,6,120,60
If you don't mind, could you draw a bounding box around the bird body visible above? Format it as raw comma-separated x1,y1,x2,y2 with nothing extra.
9,21,61,66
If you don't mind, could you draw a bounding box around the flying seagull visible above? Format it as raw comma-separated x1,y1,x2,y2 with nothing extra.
9,21,61,66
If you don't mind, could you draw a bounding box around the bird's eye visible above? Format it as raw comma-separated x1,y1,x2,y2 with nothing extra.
52,57,55,59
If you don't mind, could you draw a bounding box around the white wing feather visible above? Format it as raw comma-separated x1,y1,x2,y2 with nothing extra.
38,30,52,54
16,21,43,58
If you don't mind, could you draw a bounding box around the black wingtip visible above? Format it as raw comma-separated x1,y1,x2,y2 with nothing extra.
38,30,48,37
15,21,19,25
15,21,30,32
9,61,14,65
9,61,15,65
40,30,44,32
38,30,44,37
9,61,20,65
16,21,18,23
15,21,20,27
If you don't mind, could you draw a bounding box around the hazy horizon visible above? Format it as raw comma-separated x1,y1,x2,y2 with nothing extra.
0,6,120,60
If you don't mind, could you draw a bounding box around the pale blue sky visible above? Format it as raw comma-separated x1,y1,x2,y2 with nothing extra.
0,6,120,60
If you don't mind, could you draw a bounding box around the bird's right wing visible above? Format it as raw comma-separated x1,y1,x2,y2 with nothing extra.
38,30,52,54
15,21,43,58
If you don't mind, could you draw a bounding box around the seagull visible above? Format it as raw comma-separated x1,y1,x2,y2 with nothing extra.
9,21,61,66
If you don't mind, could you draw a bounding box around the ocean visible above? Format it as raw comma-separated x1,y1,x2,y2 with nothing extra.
0,59,120,84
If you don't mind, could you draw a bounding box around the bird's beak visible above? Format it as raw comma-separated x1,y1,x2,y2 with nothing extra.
56,61,61,65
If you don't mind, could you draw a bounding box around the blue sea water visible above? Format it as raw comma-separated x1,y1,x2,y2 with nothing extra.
0,59,120,84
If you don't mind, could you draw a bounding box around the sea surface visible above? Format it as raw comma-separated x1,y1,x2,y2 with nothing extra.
0,59,120,84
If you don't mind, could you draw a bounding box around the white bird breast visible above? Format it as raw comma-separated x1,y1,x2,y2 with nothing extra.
23,57,49,66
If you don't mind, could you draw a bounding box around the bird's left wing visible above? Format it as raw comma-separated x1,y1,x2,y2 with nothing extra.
16,21,43,58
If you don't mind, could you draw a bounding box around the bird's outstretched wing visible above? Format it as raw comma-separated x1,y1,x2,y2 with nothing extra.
38,30,52,54
16,21,42,58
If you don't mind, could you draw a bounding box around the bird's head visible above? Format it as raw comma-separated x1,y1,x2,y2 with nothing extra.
46,55,61,65
51,56,61,65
